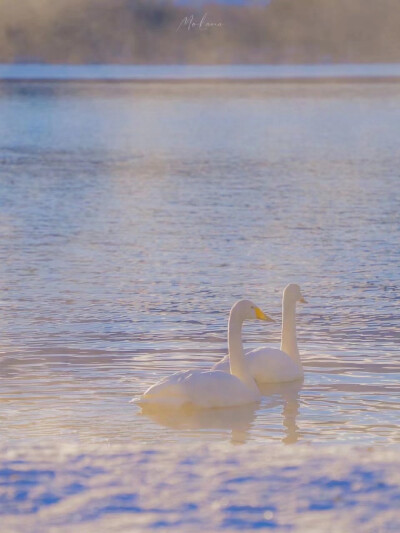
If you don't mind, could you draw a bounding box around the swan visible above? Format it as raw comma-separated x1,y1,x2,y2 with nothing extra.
134,300,273,409
213,284,306,383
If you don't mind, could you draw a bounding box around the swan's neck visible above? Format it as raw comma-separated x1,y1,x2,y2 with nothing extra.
280,298,300,363
228,313,259,395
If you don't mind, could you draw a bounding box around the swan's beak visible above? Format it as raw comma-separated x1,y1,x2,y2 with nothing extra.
255,307,274,322
299,296,307,304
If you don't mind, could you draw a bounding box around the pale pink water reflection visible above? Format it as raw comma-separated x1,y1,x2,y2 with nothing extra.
0,80,399,447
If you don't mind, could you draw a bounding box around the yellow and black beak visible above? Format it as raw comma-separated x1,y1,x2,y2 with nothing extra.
299,296,307,304
255,307,275,322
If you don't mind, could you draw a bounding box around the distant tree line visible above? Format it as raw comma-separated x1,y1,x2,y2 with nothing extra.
0,0,399,64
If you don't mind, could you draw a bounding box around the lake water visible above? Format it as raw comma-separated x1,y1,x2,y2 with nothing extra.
1,78,399,446
0,74,399,530
2,63,400,80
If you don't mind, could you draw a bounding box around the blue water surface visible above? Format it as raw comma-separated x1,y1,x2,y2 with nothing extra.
0,75,399,447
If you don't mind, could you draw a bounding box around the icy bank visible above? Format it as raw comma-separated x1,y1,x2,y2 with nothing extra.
1,443,399,532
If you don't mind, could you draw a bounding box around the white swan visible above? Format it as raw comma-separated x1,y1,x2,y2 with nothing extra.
213,284,306,383
135,300,273,409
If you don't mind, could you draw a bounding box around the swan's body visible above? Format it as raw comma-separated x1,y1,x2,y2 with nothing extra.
137,369,258,409
212,347,302,384
213,284,306,384
135,300,273,409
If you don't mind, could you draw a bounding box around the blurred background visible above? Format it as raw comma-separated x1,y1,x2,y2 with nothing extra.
1,0,400,65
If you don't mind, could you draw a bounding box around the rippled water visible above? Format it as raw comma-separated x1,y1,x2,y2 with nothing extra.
0,80,399,447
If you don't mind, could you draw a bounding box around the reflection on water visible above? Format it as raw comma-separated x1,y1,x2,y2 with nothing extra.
140,380,303,445
140,403,258,445
259,381,303,444
0,80,399,447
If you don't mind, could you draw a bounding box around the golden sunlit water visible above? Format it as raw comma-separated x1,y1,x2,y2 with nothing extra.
0,80,399,449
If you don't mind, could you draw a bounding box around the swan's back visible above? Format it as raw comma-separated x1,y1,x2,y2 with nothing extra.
137,369,259,408
246,347,303,383
213,348,303,384
212,356,231,373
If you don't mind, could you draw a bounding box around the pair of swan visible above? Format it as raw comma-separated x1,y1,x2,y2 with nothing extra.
136,284,306,409
213,284,306,383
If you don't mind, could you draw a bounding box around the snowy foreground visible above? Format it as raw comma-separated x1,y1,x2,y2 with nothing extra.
1,443,400,532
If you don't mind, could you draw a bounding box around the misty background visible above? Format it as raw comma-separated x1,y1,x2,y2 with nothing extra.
1,0,399,64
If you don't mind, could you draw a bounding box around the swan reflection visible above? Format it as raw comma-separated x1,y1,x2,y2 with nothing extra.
259,379,303,444
139,401,258,444
139,379,303,444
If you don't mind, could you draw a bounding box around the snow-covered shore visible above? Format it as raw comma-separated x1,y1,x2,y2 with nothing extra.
1,442,399,532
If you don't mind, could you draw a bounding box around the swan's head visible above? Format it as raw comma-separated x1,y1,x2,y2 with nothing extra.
284,284,307,304
231,299,274,322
